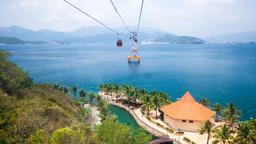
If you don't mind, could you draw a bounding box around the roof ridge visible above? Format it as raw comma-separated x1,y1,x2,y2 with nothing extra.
179,91,196,103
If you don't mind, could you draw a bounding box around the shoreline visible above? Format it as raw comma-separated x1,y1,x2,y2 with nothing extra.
109,99,168,138
99,91,217,144
99,92,183,144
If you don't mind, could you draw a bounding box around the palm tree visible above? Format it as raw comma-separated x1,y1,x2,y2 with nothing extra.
222,103,241,130
71,85,77,97
151,91,161,119
59,86,64,91
140,93,153,115
158,92,170,105
89,92,96,104
63,86,68,95
214,103,222,122
106,83,114,100
234,120,256,144
99,84,105,92
200,97,210,107
115,85,124,102
213,124,233,144
95,94,102,106
200,120,213,144
130,87,141,109
53,84,60,89
112,85,119,101
125,86,135,108
79,89,86,101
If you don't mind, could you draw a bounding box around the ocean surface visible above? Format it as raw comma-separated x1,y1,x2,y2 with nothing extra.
1,43,256,121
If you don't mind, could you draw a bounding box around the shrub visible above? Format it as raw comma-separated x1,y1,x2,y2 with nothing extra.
0,50,33,96
28,130,49,144
51,127,84,144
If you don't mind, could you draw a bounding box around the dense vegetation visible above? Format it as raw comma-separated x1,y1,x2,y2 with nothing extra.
199,102,256,144
99,83,256,144
99,83,170,118
0,50,152,144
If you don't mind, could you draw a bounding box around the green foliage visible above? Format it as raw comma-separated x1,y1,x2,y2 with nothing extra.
71,85,77,97
200,120,213,144
222,103,241,129
51,127,84,144
213,124,233,144
97,99,109,121
28,129,49,144
89,92,96,104
79,108,92,120
140,93,153,115
199,97,210,107
0,50,33,96
131,129,152,144
63,86,68,95
99,83,171,115
95,116,151,144
0,51,152,144
95,117,131,144
0,84,87,143
214,103,222,121
234,119,256,144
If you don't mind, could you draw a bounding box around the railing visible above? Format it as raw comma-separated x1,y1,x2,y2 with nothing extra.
100,93,183,143
108,99,168,137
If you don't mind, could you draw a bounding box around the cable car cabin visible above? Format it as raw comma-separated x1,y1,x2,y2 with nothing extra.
128,55,141,63
116,39,123,47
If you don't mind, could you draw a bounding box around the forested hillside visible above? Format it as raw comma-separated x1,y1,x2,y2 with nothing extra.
0,50,151,144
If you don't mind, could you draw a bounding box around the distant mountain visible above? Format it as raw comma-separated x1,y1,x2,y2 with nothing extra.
0,25,205,44
208,31,256,43
0,37,25,44
0,26,68,41
150,34,205,44
69,26,110,37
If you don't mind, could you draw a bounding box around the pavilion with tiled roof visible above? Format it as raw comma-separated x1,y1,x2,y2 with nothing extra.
159,91,215,132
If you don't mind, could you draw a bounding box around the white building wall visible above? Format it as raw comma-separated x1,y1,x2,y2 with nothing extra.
163,114,204,132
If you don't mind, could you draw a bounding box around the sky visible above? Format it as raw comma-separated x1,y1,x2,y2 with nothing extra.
0,0,256,37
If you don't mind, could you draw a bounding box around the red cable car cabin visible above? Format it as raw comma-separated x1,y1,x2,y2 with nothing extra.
116,39,123,47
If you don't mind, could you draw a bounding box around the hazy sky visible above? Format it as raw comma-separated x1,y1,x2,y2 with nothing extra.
1,0,256,37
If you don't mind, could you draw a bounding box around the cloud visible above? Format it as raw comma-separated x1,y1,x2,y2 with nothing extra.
19,0,40,8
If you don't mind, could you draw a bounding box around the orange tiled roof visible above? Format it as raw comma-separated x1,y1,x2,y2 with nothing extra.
160,91,215,121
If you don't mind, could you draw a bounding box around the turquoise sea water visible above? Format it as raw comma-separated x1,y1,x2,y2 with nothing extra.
1,43,256,121
108,105,138,129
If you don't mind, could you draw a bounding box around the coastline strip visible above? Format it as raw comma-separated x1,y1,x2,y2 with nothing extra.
99,92,182,144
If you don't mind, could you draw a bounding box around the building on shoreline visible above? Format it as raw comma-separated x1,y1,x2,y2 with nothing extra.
159,91,215,132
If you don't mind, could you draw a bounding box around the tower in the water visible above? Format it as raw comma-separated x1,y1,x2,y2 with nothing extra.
128,32,141,63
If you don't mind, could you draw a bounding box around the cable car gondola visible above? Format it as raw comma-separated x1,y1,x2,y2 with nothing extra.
116,39,123,47
64,0,145,62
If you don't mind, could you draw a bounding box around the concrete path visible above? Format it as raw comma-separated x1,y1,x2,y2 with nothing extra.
99,92,213,144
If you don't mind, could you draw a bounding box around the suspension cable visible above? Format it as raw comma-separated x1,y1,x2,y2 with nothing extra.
109,0,131,34
136,0,145,34
64,0,119,35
